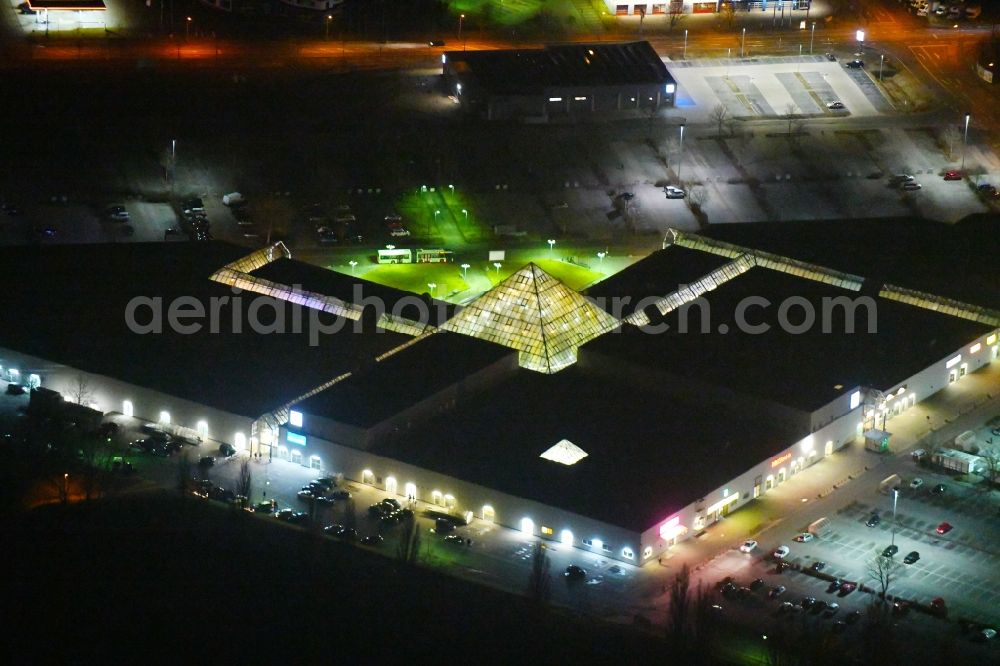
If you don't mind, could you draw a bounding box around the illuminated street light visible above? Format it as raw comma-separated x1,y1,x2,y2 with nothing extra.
461,209,468,221
597,251,606,264
879,54,885,81
741,28,746,58
186,16,192,40
683,29,688,59
348,260,358,275
386,244,396,251
325,14,332,40
891,487,899,547
677,124,685,183
961,112,971,172
434,210,441,222
856,28,864,53
492,262,501,276
458,13,465,42
460,263,470,278
547,239,555,256
448,183,455,194
428,282,437,296
810,21,816,55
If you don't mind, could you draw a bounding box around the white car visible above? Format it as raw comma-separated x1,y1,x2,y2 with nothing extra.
910,477,924,489
664,185,686,199
901,182,922,191
826,101,846,110
739,539,758,553
982,628,997,640
389,227,411,237
773,545,791,559
793,532,814,543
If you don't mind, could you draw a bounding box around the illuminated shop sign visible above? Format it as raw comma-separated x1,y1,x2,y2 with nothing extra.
771,452,792,468
287,432,306,446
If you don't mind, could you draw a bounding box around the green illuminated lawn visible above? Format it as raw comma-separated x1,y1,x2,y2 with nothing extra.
355,263,471,298
397,187,487,245
531,259,604,291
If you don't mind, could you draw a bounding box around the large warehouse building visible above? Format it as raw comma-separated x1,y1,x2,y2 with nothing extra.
442,41,676,120
1,217,997,565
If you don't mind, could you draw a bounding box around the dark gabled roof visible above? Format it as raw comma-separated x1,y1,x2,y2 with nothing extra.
701,216,1000,311
446,41,673,95
296,332,512,428
251,258,456,327
0,242,408,418
372,364,797,533
585,266,993,412
585,244,730,318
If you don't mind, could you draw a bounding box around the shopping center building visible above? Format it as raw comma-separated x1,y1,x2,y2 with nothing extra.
1,217,997,565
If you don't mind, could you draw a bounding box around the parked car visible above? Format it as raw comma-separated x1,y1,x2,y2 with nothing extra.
105,205,129,222
739,539,758,553
428,39,446,47
793,532,814,543
846,609,862,624
910,477,923,489
901,182,922,191
361,534,384,546
932,483,946,494
904,550,921,564
825,52,837,61
838,581,857,595
936,522,953,534
810,561,826,572
443,534,465,547
824,602,840,617
800,597,816,609
253,501,276,514
5,383,25,395
198,456,215,467
664,185,686,199
882,544,899,557
219,443,236,457
769,585,787,599
331,489,352,500
827,579,842,593
846,59,865,68
866,513,881,527
943,170,962,181
564,565,587,580
750,578,765,590
773,545,791,559
826,101,846,110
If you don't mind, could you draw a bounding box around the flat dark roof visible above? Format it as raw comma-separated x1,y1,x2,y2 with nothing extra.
296,332,512,428
27,0,105,8
701,216,1000,311
0,243,409,418
585,244,730,318
373,365,797,533
585,267,993,412
446,41,673,94
251,258,455,327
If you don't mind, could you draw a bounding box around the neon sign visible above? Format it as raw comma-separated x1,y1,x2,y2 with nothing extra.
771,452,792,468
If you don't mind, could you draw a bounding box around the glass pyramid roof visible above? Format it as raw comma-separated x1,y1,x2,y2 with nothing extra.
539,439,589,465
441,263,619,374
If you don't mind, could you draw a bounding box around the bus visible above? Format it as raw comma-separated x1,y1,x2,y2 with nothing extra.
377,248,413,264
415,248,453,263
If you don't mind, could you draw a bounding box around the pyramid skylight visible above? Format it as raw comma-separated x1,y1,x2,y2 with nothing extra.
540,439,589,466
441,263,618,373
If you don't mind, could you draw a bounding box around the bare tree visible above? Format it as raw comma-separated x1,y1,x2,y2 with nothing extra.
176,451,192,493
343,498,357,531
979,449,1000,489
667,563,691,648
710,104,730,137
68,374,94,406
687,185,708,209
668,0,685,30
941,126,961,161
526,541,551,605
721,1,736,29
397,514,422,565
867,552,902,602
235,458,252,508
785,103,799,135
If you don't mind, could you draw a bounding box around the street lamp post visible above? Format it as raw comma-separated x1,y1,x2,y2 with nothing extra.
434,210,441,222
460,263,470,279
547,238,555,256
428,283,437,297
810,21,816,54
597,251,606,264
492,262,501,276
348,260,358,275
961,112,971,172
185,15,192,40
891,487,899,548
461,209,468,222
856,28,864,54
325,14,332,40
683,29,688,59
677,124,685,183
879,54,884,81
741,28,746,58
459,14,465,42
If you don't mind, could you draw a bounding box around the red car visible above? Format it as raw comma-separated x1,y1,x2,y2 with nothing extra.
936,521,953,534
943,171,962,181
